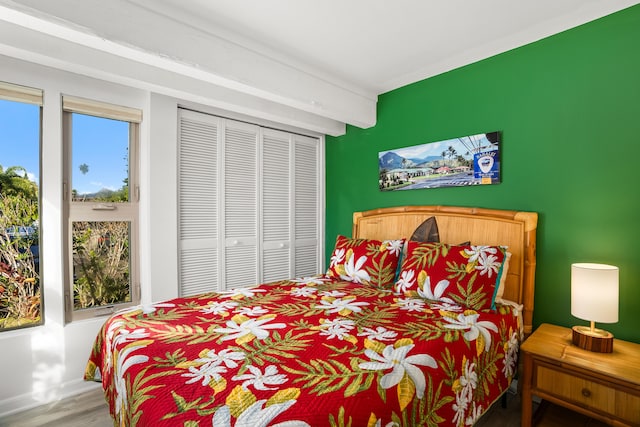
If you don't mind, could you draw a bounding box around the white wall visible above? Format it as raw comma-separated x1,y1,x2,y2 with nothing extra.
145,93,180,303
0,55,181,416
0,51,326,417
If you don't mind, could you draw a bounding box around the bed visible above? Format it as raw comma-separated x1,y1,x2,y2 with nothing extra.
85,205,538,426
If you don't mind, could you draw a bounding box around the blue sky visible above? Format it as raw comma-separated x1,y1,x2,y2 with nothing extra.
378,133,493,161
71,113,128,195
1,99,128,195
0,99,39,182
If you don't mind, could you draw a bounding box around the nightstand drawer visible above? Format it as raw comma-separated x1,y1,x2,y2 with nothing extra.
521,324,640,427
536,364,640,422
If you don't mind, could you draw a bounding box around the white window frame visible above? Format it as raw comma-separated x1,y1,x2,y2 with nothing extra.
62,95,141,323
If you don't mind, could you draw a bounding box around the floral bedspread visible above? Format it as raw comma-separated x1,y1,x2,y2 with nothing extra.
85,276,521,427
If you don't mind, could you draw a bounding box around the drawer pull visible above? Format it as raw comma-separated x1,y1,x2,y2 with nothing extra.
581,388,591,398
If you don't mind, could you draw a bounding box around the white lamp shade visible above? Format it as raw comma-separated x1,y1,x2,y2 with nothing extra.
571,263,619,323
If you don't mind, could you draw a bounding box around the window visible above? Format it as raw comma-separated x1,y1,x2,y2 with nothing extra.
0,81,42,332
63,96,141,322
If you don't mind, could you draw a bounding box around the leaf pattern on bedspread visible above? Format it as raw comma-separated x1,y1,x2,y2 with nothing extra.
85,276,521,427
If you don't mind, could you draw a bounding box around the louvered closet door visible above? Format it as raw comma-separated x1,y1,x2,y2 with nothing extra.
294,134,320,277
178,110,220,295
179,108,322,294
262,129,291,282
223,120,259,289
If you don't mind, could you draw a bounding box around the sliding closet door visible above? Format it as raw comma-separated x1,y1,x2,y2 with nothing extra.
294,134,320,277
223,120,259,289
178,110,220,295
262,129,292,282
178,108,323,296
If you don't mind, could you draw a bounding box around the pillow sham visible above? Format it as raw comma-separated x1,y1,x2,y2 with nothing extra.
326,235,405,288
395,241,508,310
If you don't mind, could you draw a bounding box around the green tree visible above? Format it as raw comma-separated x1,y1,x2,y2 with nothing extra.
446,146,458,166
0,165,37,201
0,193,40,329
73,221,130,309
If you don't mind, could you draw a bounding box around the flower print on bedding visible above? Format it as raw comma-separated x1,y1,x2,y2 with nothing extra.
395,242,508,310
325,235,405,289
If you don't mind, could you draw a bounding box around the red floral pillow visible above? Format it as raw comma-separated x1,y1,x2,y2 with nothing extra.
326,235,405,288
395,241,508,310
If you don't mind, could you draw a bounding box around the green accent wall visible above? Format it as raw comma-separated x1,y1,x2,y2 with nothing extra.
326,5,640,343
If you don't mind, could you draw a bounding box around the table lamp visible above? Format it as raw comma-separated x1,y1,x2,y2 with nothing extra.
570,263,618,353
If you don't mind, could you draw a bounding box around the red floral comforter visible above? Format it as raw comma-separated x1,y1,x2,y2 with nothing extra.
85,276,521,427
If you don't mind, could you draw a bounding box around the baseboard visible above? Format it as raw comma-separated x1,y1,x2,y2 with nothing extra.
0,378,101,418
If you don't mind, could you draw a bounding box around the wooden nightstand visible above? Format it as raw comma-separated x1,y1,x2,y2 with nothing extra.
521,323,640,427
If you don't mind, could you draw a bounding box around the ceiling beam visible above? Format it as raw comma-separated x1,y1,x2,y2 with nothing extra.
0,4,376,135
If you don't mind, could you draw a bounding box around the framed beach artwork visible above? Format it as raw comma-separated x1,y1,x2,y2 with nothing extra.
378,131,501,191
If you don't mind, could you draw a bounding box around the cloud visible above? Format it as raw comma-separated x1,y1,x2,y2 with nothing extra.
394,139,451,159
90,181,117,191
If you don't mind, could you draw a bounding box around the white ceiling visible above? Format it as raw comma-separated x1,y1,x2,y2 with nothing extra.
127,0,638,94
0,0,638,134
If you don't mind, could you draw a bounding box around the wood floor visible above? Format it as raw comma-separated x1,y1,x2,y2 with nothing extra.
0,386,609,427
0,388,111,427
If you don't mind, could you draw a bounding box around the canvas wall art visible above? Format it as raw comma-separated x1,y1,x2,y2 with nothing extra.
378,131,500,191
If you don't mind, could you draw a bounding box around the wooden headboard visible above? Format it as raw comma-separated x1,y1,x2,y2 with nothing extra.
353,205,538,336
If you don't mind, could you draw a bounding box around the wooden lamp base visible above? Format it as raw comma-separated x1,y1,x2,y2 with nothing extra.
572,325,614,353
